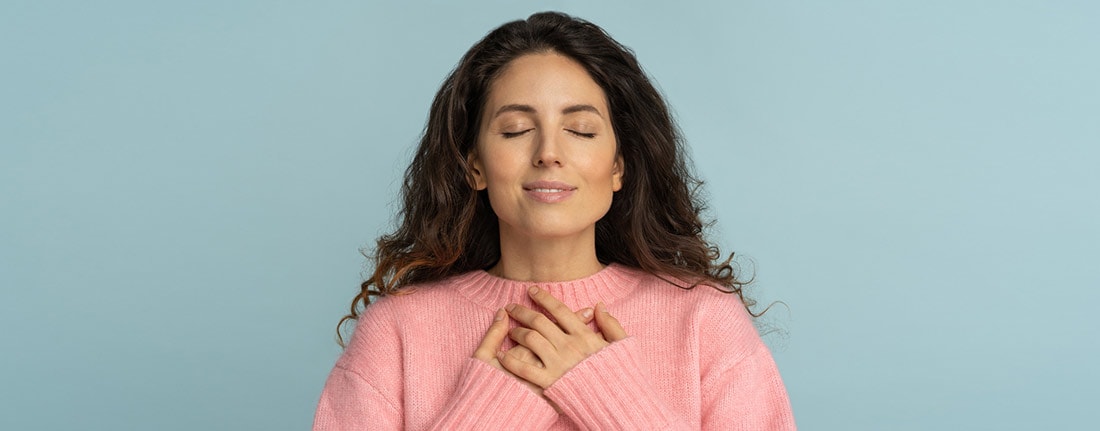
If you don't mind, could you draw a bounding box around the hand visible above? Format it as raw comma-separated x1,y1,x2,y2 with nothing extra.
500,286,628,389
472,305,597,397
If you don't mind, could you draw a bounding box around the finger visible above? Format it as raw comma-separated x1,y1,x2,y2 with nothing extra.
595,302,628,342
498,348,554,389
509,326,556,356
502,344,544,368
472,308,509,361
576,307,594,324
506,303,566,342
527,286,589,335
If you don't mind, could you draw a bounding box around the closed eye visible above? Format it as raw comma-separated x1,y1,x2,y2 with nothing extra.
568,130,596,138
501,129,533,139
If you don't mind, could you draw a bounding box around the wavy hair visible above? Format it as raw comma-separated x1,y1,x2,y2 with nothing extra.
339,11,756,346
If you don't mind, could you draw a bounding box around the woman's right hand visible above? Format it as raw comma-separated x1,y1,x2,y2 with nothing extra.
473,306,595,398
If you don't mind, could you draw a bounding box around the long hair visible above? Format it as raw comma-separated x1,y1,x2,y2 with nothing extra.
339,11,755,346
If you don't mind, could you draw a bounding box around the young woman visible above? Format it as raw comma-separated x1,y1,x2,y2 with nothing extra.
313,11,795,430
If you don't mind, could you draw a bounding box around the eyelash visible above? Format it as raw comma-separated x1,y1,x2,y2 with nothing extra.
501,130,531,139
501,129,596,139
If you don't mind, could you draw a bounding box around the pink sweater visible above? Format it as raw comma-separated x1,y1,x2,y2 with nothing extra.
313,264,795,430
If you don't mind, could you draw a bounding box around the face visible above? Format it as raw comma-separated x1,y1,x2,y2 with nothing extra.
469,52,623,242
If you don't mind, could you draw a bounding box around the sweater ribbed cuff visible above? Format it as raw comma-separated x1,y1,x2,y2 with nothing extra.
430,358,557,430
544,337,686,430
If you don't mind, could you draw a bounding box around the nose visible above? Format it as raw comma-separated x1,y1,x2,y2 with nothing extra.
532,130,563,167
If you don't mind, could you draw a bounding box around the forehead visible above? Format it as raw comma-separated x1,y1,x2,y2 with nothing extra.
483,52,609,114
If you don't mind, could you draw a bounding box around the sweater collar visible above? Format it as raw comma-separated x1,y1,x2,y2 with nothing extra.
453,263,644,311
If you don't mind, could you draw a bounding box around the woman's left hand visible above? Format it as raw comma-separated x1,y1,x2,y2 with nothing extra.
500,286,628,389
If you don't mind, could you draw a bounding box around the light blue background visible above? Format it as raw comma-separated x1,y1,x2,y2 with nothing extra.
3,1,1098,429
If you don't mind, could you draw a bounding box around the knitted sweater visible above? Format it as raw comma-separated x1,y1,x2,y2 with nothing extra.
313,264,795,430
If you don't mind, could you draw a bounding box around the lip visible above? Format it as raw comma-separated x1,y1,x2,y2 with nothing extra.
523,180,577,204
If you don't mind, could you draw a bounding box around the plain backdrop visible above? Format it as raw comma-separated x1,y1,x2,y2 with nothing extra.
3,1,1098,429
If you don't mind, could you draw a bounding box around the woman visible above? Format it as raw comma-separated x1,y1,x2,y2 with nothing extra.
314,11,795,430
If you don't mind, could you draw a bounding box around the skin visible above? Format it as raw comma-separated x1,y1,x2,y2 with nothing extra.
472,292,627,406
468,52,624,282
467,52,629,400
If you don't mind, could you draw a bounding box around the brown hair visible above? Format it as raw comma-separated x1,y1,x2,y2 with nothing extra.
339,11,755,345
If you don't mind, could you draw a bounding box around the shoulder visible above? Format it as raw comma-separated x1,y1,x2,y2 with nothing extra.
631,270,753,318
351,271,480,326
628,270,764,356
341,272,481,357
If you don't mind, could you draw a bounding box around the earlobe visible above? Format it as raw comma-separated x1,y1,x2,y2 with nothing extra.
467,152,488,190
612,155,624,192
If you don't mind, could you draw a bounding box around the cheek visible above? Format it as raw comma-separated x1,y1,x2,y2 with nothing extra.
588,152,621,184
478,151,529,198
482,156,521,184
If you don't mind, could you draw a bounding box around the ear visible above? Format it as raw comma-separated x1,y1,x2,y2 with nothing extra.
467,150,488,190
611,154,624,192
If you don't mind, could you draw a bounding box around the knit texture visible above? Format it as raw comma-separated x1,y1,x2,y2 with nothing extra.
313,264,795,430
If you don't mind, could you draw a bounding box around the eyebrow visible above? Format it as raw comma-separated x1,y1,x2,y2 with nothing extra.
493,104,603,118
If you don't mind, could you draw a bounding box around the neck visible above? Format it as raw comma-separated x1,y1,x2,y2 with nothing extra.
490,227,604,282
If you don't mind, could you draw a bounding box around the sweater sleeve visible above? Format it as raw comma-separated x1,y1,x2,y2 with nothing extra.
429,358,558,429
313,363,403,430
541,294,796,431
313,357,559,430
701,344,796,430
698,298,796,430
312,298,558,430
542,337,692,430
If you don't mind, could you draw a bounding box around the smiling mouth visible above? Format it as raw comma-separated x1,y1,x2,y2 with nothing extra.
522,180,577,191
522,181,577,203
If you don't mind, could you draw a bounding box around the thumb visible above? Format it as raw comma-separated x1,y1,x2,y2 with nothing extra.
594,302,627,342
473,308,509,362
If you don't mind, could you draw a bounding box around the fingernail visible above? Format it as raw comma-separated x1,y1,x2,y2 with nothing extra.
505,303,516,312
527,285,539,295
581,308,593,319
598,301,609,313
494,308,505,321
